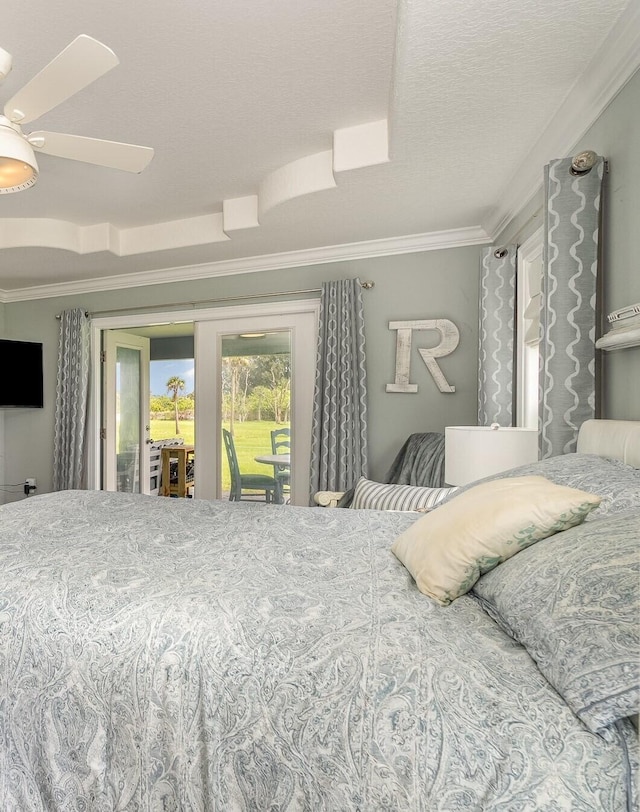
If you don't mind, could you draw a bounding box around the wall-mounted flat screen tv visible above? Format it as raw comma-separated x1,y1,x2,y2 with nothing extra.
0,339,44,408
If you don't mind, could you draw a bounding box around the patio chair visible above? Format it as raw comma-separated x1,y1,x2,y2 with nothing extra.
223,428,282,503
270,427,291,496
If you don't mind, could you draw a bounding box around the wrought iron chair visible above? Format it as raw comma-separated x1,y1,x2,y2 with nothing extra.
270,427,291,497
222,428,282,503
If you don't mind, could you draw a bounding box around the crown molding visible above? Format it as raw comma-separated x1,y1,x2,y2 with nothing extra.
484,0,640,240
0,225,489,303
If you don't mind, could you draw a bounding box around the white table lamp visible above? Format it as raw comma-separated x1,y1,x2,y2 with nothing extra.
445,424,539,486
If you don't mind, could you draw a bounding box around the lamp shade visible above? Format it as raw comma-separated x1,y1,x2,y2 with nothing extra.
0,120,38,193
445,425,538,486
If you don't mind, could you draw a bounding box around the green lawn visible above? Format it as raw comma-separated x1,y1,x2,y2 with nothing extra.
150,419,289,491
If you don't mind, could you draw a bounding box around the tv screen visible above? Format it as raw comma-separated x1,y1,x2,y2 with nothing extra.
0,339,44,408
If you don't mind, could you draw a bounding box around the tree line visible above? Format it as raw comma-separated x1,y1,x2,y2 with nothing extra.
150,355,291,434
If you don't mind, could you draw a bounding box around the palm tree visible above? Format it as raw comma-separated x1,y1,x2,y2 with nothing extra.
166,376,185,434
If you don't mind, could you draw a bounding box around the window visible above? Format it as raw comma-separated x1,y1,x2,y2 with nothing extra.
516,229,543,429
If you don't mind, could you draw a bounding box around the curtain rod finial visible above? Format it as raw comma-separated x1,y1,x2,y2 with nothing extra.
570,150,598,175
361,280,375,289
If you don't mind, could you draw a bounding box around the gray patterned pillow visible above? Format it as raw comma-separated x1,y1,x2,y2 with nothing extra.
440,453,640,520
473,509,640,735
350,477,457,511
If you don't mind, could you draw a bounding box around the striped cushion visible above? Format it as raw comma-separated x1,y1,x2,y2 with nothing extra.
350,477,458,512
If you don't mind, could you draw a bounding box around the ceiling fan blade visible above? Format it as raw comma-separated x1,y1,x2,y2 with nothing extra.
29,131,154,173
4,35,119,124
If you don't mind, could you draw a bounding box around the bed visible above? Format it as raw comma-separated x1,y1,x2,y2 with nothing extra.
0,419,638,810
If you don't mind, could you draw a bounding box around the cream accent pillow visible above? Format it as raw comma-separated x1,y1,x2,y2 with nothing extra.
391,476,601,605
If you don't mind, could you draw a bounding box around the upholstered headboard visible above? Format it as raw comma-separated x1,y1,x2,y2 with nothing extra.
577,419,640,468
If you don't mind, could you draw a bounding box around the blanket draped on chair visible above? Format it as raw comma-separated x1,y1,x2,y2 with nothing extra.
384,431,446,487
337,431,445,507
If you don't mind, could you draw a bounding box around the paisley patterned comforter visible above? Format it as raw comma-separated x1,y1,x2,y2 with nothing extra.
0,490,635,811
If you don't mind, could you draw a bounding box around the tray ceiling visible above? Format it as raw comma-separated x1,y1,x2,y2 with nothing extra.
0,0,636,296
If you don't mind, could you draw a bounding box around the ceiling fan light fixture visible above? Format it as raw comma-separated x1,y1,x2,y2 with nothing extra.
0,46,12,81
0,121,38,193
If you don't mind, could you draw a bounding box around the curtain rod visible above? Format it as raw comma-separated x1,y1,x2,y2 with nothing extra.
57,280,375,319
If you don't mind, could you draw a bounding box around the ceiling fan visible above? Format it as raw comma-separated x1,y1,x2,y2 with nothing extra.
0,35,154,193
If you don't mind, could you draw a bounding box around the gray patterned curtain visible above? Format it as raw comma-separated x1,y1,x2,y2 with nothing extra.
309,279,368,500
539,154,604,457
477,245,516,426
53,308,91,490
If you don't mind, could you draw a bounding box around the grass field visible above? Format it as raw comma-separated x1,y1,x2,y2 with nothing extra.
150,419,289,491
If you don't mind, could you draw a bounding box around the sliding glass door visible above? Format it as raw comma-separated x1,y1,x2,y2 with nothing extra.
102,330,151,493
195,307,317,505
91,301,318,503
219,330,291,501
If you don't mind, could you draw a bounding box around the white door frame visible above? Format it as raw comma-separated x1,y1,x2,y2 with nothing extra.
88,300,319,499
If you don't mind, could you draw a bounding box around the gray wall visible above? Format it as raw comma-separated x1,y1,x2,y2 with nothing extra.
584,70,640,418
1,246,481,498
151,336,194,361
498,69,640,420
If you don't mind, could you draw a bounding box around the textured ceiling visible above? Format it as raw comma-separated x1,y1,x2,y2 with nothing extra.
0,0,635,295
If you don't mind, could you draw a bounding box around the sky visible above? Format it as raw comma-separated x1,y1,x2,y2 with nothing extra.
150,359,195,396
